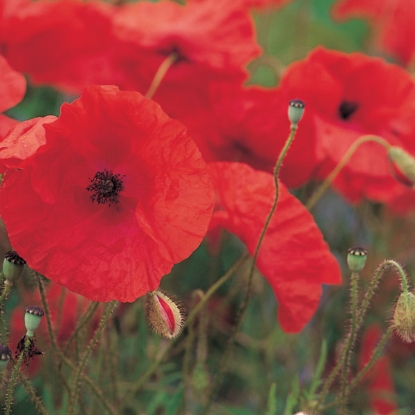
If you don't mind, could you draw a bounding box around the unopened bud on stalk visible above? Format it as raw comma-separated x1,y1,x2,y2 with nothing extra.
0,345,11,369
2,251,26,283
145,290,185,339
392,291,415,343
288,99,305,128
388,146,415,187
24,306,44,337
347,247,368,273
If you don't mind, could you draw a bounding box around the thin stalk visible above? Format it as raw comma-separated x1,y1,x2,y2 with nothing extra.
145,53,178,99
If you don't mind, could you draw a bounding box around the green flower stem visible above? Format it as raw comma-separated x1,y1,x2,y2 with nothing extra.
314,260,408,414
0,279,12,344
319,327,394,413
18,372,50,415
67,300,117,415
121,253,249,406
306,135,391,210
5,336,30,415
145,52,178,99
36,275,118,415
340,271,360,414
201,124,299,415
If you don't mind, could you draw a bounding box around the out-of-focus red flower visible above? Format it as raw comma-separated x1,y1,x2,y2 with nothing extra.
188,0,293,11
208,162,341,333
359,325,398,414
0,0,115,94
279,47,415,204
0,115,57,172
332,0,415,65
181,82,317,189
0,85,214,302
0,54,25,137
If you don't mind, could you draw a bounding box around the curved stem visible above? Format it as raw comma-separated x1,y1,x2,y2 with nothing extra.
201,125,299,415
306,135,391,210
145,53,178,99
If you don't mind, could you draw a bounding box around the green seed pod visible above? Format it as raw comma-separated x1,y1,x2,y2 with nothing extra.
388,146,415,187
24,306,44,337
347,247,368,273
2,251,26,283
288,99,305,127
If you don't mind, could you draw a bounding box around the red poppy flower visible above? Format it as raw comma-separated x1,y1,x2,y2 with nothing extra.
0,54,25,137
332,0,415,65
279,47,415,204
0,85,214,302
208,162,341,333
112,0,260,93
0,0,114,94
359,325,398,414
180,82,317,189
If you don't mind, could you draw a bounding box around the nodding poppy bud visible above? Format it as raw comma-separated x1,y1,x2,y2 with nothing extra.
145,291,185,339
24,306,44,337
2,251,26,283
288,99,305,128
392,291,415,343
388,146,415,187
347,247,368,273
0,344,11,369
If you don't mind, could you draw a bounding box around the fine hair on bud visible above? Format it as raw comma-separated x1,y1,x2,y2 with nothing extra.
392,291,415,343
145,290,185,339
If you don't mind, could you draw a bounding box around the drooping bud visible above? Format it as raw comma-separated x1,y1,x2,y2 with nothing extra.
2,250,26,283
0,344,11,370
392,291,415,343
288,99,305,128
347,247,368,273
24,306,44,337
145,290,185,339
388,146,415,187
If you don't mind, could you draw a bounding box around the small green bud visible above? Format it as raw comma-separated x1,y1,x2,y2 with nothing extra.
0,344,11,370
2,251,26,283
24,306,44,337
347,247,367,273
288,99,305,128
388,146,415,187
392,291,415,343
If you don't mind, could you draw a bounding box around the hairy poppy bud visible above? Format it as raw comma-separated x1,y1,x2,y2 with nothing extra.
145,291,185,339
288,99,305,128
347,247,367,273
392,291,415,343
2,251,26,283
388,146,415,187
24,306,44,337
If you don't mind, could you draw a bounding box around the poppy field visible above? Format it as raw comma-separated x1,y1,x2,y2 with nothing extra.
0,0,415,414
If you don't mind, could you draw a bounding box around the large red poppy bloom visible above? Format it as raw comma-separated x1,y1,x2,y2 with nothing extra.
0,54,25,138
332,0,415,65
209,162,341,332
0,85,214,302
279,47,415,204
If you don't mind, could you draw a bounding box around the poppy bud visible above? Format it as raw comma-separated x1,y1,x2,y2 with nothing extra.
0,344,11,369
24,306,44,337
145,290,185,339
2,251,26,283
288,99,305,128
388,146,415,187
347,247,367,273
392,291,415,343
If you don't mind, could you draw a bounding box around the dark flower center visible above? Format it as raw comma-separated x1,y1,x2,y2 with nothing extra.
158,45,189,64
86,169,125,206
338,100,359,120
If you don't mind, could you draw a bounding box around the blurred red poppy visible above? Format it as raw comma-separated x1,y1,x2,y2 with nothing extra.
279,47,415,204
0,85,214,302
208,161,341,332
